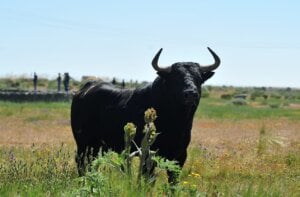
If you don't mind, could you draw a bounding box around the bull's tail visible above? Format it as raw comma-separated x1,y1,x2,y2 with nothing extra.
71,81,99,141
71,82,95,137
71,95,82,139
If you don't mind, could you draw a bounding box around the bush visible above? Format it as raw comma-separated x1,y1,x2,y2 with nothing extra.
269,103,280,109
201,91,210,98
270,94,281,99
232,98,247,106
234,94,247,100
250,91,264,100
220,94,232,100
262,94,268,100
201,87,210,98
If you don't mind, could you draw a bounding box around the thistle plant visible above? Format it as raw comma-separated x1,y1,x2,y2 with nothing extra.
74,108,180,195
123,108,181,188
123,122,137,176
137,108,160,185
123,108,160,186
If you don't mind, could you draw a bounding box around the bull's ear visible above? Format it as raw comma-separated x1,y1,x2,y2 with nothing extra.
202,72,215,82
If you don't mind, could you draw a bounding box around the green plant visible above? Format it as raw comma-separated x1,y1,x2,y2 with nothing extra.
73,108,181,196
257,125,284,156
220,94,232,100
269,103,280,108
270,94,281,99
257,125,267,155
232,98,247,106
250,91,264,101
123,122,137,177
201,88,210,98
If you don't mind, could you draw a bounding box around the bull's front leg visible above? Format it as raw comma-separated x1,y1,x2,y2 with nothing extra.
167,150,187,184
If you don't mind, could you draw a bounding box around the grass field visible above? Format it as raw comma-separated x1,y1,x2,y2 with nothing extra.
0,93,299,196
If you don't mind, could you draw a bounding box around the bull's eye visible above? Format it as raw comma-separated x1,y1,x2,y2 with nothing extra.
194,76,202,87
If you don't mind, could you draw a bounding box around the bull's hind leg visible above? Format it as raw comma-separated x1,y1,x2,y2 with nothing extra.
76,144,101,176
75,146,88,176
142,160,156,184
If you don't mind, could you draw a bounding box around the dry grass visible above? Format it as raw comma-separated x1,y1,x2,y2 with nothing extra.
191,118,300,154
1,110,299,154
0,102,74,147
0,116,74,147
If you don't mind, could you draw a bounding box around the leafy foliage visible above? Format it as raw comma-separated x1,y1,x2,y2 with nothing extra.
72,108,182,196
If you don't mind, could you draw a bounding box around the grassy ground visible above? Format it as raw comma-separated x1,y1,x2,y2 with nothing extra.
0,97,299,196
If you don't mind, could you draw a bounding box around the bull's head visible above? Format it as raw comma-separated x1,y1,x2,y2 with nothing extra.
152,47,220,107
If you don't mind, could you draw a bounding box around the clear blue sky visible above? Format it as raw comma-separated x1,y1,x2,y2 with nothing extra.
0,1,299,87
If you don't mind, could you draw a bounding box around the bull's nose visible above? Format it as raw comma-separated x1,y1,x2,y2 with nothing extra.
183,89,199,101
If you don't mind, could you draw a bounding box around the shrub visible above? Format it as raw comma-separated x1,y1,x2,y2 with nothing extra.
262,94,268,100
201,87,210,98
250,91,264,100
220,94,232,100
257,125,284,156
285,153,297,166
270,94,281,99
232,98,247,106
201,91,210,98
234,94,247,100
269,103,280,109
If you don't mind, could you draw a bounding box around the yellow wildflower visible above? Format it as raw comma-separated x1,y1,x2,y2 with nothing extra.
191,172,201,178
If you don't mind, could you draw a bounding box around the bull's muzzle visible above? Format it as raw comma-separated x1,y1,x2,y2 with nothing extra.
183,89,199,105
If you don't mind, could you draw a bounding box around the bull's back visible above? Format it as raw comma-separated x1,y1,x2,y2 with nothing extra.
71,81,134,146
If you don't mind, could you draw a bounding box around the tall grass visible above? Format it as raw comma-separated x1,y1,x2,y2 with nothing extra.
1,141,298,196
0,144,77,196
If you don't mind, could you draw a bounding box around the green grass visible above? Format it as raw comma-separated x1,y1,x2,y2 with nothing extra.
196,98,300,120
1,96,299,121
0,101,70,120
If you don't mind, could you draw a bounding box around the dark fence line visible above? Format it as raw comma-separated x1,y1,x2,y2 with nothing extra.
0,91,74,102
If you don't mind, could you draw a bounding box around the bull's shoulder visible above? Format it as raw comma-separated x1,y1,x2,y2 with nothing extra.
74,81,136,108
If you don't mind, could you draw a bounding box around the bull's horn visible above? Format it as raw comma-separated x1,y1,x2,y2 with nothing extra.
199,47,221,72
152,48,171,73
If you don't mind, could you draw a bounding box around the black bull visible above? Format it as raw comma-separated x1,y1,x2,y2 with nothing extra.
71,47,221,182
